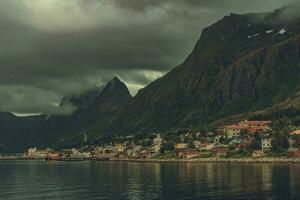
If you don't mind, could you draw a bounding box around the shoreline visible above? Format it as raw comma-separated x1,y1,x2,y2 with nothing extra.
114,157,300,164
1,157,300,163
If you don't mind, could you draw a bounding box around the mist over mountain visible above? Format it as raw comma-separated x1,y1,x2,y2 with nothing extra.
95,6,300,135
0,77,132,152
1,4,300,152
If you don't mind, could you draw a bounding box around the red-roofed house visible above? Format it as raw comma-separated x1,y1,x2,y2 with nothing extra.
224,125,248,138
291,130,300,136
212,145,228,157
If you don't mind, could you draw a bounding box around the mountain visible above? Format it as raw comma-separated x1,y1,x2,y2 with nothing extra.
0,77,132,152
1,5,300,152
98,7,300,135
47,77,132,148
0,112,50,153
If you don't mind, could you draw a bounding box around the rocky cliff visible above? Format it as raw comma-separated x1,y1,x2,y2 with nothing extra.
101,7,300,134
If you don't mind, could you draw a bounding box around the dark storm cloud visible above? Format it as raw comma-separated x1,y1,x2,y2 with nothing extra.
0,0,298,115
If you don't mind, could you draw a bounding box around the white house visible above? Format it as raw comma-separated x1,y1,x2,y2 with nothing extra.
261,138,272,150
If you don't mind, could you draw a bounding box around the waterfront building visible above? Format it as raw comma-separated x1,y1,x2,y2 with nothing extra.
182,149,199,159
47,151,60,159
290,129,300,136
174,143,189,150
27,147,52,159
151,134,163,154
261,138,272,150
252,150,265,158
211,145,228,157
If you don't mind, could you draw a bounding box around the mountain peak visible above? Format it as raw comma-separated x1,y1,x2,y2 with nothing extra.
60,77,131,113
111,76,121,82
102,77,130,96
101,6,300,134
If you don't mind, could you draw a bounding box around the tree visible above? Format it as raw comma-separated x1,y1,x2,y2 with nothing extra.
240,129,248,145
228,144,236,151
271,118,291,153
219,136,227,144
165,134,181,143
188,141,195,149
160,142,175,153
249,132,261,150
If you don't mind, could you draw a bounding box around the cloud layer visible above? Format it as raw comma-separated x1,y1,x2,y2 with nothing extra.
0,0,298,115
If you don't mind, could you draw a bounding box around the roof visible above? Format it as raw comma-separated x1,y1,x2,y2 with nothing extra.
253,150,264,154
248,127,265,133
245,121,271,125
184,149,198,152
226,125,248,130
212,147,228,153
213,144,228,148
291,130,300,135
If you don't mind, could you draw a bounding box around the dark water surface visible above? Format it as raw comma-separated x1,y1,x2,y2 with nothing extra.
0,161,299,200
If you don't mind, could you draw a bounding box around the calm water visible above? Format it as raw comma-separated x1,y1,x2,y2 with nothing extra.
0,161,299,200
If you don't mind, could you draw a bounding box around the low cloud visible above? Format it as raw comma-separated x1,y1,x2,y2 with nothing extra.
0,0,298,115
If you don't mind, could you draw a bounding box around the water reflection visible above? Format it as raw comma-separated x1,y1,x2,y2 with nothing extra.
0,161,299,200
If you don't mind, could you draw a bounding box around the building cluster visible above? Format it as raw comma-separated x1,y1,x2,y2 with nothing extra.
170,120,300,159
27,147,92,160
26,120,300,160
93,134,163,160
26,134,163,160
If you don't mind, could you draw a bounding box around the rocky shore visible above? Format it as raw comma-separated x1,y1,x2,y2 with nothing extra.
114,157,300,163
1,157,300,164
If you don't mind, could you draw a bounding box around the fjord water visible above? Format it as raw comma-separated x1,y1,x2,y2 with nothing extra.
0,161,299,200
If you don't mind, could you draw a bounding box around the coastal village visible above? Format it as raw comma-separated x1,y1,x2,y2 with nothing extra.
1,119,300,161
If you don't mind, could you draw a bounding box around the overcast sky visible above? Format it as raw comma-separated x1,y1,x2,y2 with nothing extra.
0,0,298,115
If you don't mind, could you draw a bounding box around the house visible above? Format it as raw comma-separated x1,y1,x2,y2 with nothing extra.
27,147,52,159
70,148,80,157
290,130,300,136
287,148,300,158
132,149,150,159
224,125,248,138
115,144,126,152
239,120,271,130
223,120,272,139
194,142,214,151
151,134,163,153
93,146,104,157
175,149,185,158
229,137,242,145
47,151,60,159
252,150,265,158
211,145,228,157
174,143,189,150
80,152,92,158
182,149,199,159
60,149,74,158
261,138,272,150
116,152,130,159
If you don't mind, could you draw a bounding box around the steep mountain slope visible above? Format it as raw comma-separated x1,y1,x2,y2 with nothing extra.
212,92,300,127
49,77,132,147
101,7,300,134
0,112,50,153
0,77,132,152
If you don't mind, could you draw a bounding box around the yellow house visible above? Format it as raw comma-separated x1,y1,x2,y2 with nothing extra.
223,125,248,138
175,143,189,150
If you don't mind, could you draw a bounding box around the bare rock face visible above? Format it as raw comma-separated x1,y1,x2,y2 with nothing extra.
102,8,300,134
2,5,300,152
0,77,132,152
